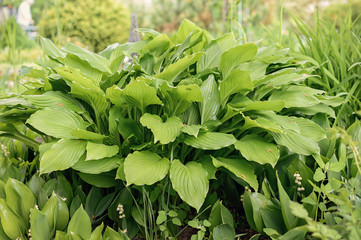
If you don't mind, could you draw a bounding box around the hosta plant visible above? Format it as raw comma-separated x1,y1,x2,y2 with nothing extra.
0,20,343,238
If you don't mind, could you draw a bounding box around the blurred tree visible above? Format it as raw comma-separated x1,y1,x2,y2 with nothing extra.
38,0,130,52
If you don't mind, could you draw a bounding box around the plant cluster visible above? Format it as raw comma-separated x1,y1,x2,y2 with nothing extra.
0,17,360,239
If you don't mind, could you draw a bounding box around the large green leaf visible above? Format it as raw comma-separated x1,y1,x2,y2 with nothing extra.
27,109,89,139
219,69,253,104
109,80,162,112
63,43,111,73
170,160,208,212
184,132,236,150
197,33,235,72
40,139,87,174
71,129,106,140
220,43,257,76
140,113,183,144
86,142,119,160
235,135,279,167
154,52,204,82
64,54,103,84
160,83,202,116
72,156,120,174
67,205,91,239
40,37,66,59
200,75,220,124
212,157,258,191
70,81,108,116
124,151,170,186
269,89,320,108
272,132,320,155
175,19,202,44
24,91,85,113
213,224,235,240
142,34,172,57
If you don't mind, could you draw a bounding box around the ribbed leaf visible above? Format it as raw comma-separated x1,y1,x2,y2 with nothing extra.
140,113,183,144
277,176,299,230
242,116,283,133
234,135,279,167
289,117,325,141
72,156,120,174
181,124,202,138
124,151,170,186
86,142,119,160
64,54,103,84
115,80,162,112
40,139,87,174
105,85,126,106
197,33,235,72
71,129,106,140
142,34,172,57
184,132,236,150
220,43,257,76
63,43,111,73
269,90,320,108
154,52,204,82
160,83,202,116
70,81,108,116
200,75,220,124
27,109,88,139
212,157,258,191
243,100,285,112
40,37,66,59
170,160,208,212
272,132,320,155
219,69,253,104
24,91,84,113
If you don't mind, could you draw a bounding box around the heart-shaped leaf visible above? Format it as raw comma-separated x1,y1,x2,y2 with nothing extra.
140,113,183,144
184,132,236,150
27,109,89,139
124,151,170,186
85,142,119,160
235,135,279,167
170,160,208,212
40,139,87,174
219,69,253,104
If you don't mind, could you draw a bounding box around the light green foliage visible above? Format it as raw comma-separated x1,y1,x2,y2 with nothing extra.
38,0,130,52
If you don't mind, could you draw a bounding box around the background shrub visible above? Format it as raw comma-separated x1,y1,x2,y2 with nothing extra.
38,0,130,52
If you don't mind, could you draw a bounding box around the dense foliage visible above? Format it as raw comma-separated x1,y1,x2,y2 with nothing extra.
37,0,130,52
0,18,360,240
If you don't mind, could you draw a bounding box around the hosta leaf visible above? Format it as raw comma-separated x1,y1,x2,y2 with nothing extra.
181,124,202,137
27,109,88,139
272,132,319,155
170,160,208,212
118,118,143,140
72,156,120,174
234,135,279,167
175,19,202,44
155,52,204,82
220,43,257,76
212,157,258,191
160,83,202,116
70,81,108,116
142,34,172,57
269,90,320,108
197,33,236,72
78,172,116,188
71,129,106,140
119,80,162,112
289,117,325,141
124,151,170,185
243,100,285,112
197,156,217,180
86,142,119,160
40,37,66,59
213,224,235,240
219,69,253,104
63,43,111,73
200,75,220,124
65,54,103,84
184,132,236,150
242,116,283,133
140,113,183,144
67,205,91,239
24,91,84,113
40,139,87,174
105,85,126,106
